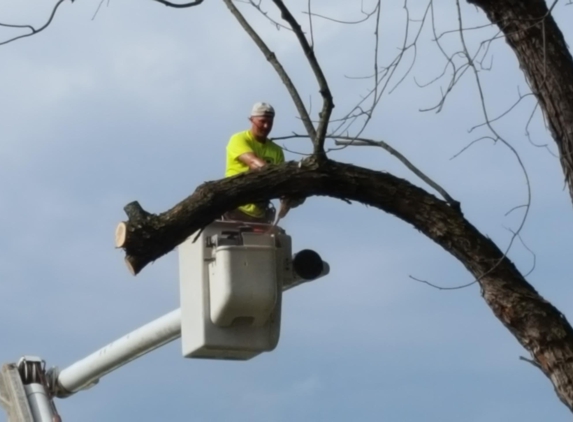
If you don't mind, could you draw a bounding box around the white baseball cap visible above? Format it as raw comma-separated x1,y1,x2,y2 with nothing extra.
250,102,275,117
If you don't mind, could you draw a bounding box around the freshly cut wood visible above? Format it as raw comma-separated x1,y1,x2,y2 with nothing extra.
115,222,127,248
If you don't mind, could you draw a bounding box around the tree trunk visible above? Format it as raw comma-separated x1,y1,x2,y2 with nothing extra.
467,0,573,205
116,158,573,410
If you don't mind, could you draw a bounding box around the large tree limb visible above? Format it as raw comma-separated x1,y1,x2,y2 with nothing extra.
116,157,573,409
466,0,573,206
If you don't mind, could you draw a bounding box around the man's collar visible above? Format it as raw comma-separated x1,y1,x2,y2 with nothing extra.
248,130,267,144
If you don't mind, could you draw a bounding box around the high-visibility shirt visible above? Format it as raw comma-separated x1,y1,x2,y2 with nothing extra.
225,130,285,217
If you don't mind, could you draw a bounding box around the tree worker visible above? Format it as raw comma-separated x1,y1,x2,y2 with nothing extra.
223,102,303,224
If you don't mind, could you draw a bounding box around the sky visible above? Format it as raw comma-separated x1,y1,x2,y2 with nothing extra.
1,0,573,421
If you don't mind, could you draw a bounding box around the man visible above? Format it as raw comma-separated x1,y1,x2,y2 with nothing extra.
223,102,302,223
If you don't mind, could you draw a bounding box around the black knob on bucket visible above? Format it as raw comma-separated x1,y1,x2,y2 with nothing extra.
292,249,324,280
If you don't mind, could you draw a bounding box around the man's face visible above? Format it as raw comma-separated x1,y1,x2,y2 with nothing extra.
250,115,274,139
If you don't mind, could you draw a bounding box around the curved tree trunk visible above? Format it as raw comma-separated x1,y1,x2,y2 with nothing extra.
467,0,573,205
116,158,573,410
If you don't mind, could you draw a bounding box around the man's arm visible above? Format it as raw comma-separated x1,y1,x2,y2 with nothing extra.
237,152,267,170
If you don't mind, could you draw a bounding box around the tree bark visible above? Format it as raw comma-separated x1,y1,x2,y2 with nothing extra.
467,0,573,205
116,157,573,410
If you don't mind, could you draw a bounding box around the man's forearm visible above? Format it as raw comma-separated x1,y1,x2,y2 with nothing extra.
238,152,267,170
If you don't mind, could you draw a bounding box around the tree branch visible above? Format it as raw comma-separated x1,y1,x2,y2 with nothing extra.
270,0,334,157
273,133,461,213
332,137,461,213
222,0,316,143
0,0,66,46
114,157,573,410
114,159,461,275
152,0,204,8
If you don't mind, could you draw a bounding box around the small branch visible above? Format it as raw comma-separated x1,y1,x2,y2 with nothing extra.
307,0,314,48
468,91,536,133
503,226,537,277
0,22,34,31
328,1,430,139
452,0,533,280
505,204,528,217
520,356,542,370
435,22,495,41
152,0,204,8
274,133,461,213
222,0,316,142
92,0,107,20
246,0,292,31
450,136,497,160
0,0,66,47
302,10,375,25
333,137,460,212
524,102,559,157
124,201,151,221
271,0,334,156
410,275,477,291
275,131,462,214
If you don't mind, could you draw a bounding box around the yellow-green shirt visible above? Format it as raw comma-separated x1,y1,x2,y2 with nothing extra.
225,130,285,217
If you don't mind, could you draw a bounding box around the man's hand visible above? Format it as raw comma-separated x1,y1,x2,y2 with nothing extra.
278,196,306,219
283,196,305,210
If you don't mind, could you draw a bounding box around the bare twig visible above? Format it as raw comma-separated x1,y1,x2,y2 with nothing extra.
520,356,542,369
372,1,382,113
503,225,537,277
548,0,560,13
420,0,560,117
329,1,431,141
524,102,559,157
307,0,314,48
246,0,292,31
222,0,316,140
0,22,34,31
435,22,496,40
293,1,382,139
271,0,334,156
505,204,528,217
454,0,532,270
449,136,496,160
416,1,503,113
152,0,204,8
279,144,312,157
468,91,536,133
0,0,66,46
333,138,460,212
410,275,478,290
302,10,377,25
400,1,535,292
273,133,461,212
92,0,107,20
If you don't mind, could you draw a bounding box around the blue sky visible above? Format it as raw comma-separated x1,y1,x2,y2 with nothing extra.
1,0,573,421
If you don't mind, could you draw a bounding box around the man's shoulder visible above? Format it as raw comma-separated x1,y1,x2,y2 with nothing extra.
229,130,250,141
